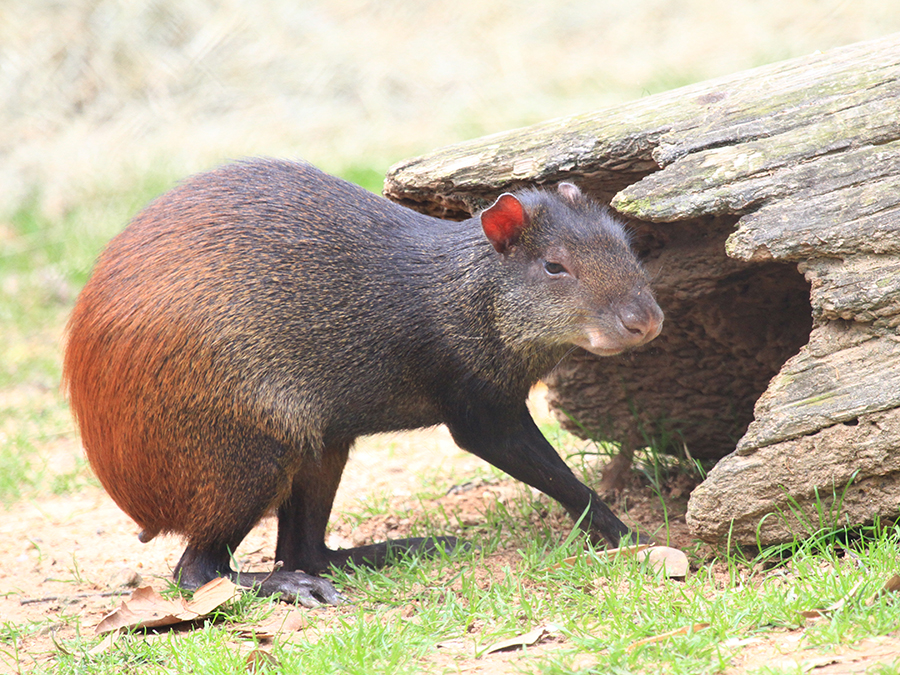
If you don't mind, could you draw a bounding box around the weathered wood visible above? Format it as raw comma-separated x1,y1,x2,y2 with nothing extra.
385,33,900,545
687,407,900,543
386,33,900,221
736,325,900,454
614,96,900,226
803,256,900,326
724,152,900,263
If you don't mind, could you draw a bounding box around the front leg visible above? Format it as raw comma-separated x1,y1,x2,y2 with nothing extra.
446,405,642,546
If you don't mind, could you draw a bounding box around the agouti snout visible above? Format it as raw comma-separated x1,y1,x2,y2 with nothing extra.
64,159,662,605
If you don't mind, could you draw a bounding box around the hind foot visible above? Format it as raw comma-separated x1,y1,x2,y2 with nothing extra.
233,569,343,607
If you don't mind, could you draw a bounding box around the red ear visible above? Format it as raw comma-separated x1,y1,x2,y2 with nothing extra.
481,194,529,254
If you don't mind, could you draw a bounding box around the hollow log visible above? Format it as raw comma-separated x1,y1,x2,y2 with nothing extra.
383,33,900,545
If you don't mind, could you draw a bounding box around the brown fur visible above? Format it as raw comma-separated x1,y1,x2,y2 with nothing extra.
63,159,662,602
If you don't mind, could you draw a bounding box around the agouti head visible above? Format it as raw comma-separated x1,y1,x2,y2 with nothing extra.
480,182,663,358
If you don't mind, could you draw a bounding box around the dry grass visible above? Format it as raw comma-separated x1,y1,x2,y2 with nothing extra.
2,0,900,219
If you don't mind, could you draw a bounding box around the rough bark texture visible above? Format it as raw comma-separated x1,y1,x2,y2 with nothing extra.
384,34,900,545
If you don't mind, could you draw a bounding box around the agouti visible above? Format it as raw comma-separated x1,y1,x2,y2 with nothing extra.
64,159,663,606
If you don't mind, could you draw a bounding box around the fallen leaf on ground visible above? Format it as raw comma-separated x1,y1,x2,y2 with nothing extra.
246,648,280,672
866,574,900,606
187,577,240,614
555,545,688,577
637,547,690,578
799,609,826,619
824,578,865,613
95,578,239,634
482,623,561,656
802,578,866,618
88,630,122,655
556,544,651,568
233,609,308,640
626,623,710,652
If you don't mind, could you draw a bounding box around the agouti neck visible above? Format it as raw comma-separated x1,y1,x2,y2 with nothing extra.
416,214,567,396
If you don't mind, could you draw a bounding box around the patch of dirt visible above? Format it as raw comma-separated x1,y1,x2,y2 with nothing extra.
1,389,886,674
724,631,900,674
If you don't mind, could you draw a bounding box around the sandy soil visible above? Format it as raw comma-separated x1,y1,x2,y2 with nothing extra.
0,391,685,671
2,394,898,673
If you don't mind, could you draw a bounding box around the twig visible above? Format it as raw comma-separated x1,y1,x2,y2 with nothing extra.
257,561,285,586
20,590,123,605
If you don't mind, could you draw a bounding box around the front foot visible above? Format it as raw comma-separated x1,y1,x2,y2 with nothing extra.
233,570,343,608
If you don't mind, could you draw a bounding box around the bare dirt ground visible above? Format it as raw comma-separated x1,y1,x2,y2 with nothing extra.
7,397,900,675
0,391,692,672
4,392,899,674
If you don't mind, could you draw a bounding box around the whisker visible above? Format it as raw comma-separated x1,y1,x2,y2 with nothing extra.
549,345,580,374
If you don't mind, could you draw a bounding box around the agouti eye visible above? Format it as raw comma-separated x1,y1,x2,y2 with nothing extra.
543,260,568,276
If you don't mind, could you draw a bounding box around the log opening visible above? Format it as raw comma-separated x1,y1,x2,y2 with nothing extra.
547,215,813,461
385,34,900,544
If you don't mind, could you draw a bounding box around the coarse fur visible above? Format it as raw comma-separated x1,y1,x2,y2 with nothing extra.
64,159,662,604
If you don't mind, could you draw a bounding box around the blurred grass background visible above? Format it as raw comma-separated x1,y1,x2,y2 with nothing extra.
2,0,900,501
4,0,900,217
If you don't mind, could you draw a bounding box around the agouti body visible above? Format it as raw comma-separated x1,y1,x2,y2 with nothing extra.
64,159,663,605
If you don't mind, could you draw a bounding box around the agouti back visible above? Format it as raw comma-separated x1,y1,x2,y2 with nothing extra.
64,159,663,605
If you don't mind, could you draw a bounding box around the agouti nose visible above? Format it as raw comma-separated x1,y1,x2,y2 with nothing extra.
619,302,664,345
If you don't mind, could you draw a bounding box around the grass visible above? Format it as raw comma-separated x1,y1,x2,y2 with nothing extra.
8,509,900,673
3,173,900,674
1,174,176,505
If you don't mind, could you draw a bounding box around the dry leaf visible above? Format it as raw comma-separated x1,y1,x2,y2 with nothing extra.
824,578,865,613
866,574,900,606
482,623,560,656
234,610,308,640
601,544,653,558
88,630,122,655
637,547,690,578
626,622,709,652
95,578,239,634
185,577,239,615
554,545,688,578
245,648,280,672
95,586,188,634
802,578,867,618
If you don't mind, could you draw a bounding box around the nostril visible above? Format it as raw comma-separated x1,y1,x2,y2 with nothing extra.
619,305,664,341
620,310,648,336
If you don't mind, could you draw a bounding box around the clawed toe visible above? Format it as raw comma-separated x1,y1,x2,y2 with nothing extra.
233,570,344,606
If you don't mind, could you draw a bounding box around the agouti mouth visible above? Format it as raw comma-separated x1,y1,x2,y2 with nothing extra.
575,307,664,356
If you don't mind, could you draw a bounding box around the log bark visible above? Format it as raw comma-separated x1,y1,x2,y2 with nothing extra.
384,34,900,545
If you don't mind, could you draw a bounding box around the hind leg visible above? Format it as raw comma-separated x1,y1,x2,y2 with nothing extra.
275,441,463,579
171,433,341,607
175,541,342,608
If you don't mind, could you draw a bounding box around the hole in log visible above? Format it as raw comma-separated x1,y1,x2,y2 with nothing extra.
546,215,813,461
